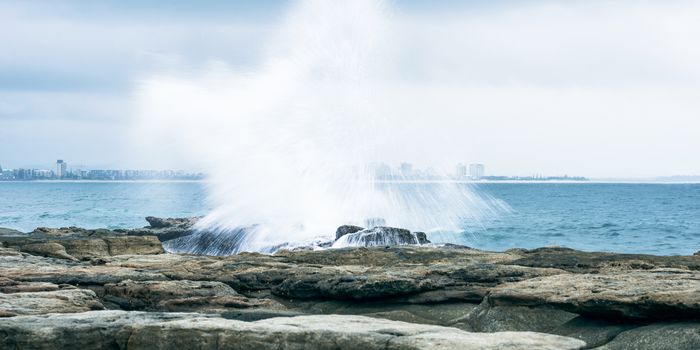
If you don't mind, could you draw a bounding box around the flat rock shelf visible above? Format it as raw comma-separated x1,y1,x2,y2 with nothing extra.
3,220,700,349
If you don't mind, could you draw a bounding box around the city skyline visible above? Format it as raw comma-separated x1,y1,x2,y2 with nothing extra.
1,0,699,177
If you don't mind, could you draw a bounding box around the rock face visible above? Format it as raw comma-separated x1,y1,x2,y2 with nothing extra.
0,311,586,350
333,226,431,247
0,289,104,316
487,268,700,319
0,228,164,260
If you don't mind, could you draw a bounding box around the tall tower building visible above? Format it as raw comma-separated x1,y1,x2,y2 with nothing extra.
469,163,484,180
56,160,67,178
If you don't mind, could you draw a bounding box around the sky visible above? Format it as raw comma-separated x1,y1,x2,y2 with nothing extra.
1,0,699,177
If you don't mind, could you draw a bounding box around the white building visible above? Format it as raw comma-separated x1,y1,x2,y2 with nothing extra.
56,160,67,178
469,163,484,180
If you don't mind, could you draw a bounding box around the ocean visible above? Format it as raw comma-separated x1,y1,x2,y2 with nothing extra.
1,181,698,255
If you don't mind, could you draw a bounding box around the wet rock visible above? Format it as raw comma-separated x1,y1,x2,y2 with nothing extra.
550,317,637,349
163,227,250,255
0,289,104,316
145,216,200,229
488,268,700,320
0,311,587,350
124,216,201,242
460,300,578,333
594,322,700,350
333,226,431,247
0,228,25,236
335,225,365,240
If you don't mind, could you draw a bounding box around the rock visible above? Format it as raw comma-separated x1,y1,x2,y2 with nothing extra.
594,322,700,350
145,216,199,228
460,300,578,333
104,236,164,255
509,247,700,273
102,279,239,310
0,311,587,350
333,226,431,247
125,216,201,242
0,228,25,236
335,225,365,240
0,278,64,293
1,233,164,260
0,289,104,316
163,226,251,255
487,268,700,320
19,242,76,260
549,317,637,349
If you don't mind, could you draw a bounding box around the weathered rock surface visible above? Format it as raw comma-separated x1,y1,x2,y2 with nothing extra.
0,311,586,350
1,228,164,260
487,268,700,319
593,322,700,350
0,289,104,316
123,216,201,242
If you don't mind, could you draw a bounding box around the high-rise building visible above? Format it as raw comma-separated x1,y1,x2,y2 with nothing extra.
469,163,484,180
455,163,467,178
56,160,67,178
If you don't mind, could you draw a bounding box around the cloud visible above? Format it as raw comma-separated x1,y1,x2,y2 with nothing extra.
1,0,699,176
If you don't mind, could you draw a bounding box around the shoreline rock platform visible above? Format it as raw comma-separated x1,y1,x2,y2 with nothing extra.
2,218,700,349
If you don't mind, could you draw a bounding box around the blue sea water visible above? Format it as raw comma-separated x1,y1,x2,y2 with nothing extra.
1,181,699,255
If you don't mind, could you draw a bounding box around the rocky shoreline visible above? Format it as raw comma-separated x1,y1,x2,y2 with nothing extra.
2,218,700,349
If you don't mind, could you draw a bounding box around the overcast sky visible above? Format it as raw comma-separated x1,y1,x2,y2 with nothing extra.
1,0,699,177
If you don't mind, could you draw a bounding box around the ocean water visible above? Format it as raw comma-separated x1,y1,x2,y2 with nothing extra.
1,181,699,255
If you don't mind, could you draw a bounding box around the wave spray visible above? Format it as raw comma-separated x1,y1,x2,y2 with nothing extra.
134,0,505,253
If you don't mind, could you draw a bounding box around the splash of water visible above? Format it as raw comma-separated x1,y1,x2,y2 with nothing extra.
134,0,506,253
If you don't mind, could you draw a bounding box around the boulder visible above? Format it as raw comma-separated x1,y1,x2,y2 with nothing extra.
333,226,430,247
0,289,104,316
487,268,700,320
0,311,587,350
124,216,201,242
335,225,365,240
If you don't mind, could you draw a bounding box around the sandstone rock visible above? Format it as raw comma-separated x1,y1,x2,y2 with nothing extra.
488,268,700,319
333,226,430,247
103,279,239,310
509,247,700,273
0,311,586,350
594,322,700,350
2,233,164,260
0,289,104,316
104,236,164,255
18,242,76,260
